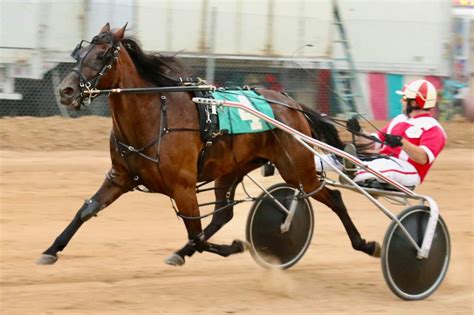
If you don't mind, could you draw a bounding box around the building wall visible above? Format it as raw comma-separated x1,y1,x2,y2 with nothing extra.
0,0,467,119
1,0,452,73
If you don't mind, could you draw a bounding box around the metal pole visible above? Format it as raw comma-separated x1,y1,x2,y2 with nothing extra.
82,85,216,96
297,0,306,56
235,0,242,53
264,0,274,54
205,7,217,84
198,0,209,52
166,0,173,51
132,0,139,36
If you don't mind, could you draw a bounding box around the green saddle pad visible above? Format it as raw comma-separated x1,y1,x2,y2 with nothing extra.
211,89,276,134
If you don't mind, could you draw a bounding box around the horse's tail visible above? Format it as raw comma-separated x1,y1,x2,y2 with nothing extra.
300,104,344,150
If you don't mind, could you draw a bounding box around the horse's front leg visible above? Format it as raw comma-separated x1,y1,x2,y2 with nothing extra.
36,178,127,265
165,177,248,267
164,185,203,266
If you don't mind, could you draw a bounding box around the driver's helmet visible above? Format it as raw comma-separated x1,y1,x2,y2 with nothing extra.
396,79,437,109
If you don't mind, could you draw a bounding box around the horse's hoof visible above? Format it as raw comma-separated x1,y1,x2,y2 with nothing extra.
36,254,58,265
165,253,185,267
232,239,249,253
372,242,381,258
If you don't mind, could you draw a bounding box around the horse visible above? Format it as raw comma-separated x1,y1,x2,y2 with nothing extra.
37,23,380,266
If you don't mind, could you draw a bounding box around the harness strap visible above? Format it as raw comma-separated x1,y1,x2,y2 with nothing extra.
115,137,160,163
155,96,168,162
298,178,327,199
197,145,210,179
115,96,200,165
168,128,200,132
160,95,168,130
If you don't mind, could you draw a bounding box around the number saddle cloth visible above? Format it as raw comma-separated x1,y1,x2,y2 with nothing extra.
210,89,276,134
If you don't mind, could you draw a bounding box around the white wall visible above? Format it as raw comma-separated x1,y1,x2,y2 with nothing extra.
135,0,332,58
336,0,452,75
135,0,452,75
0,0,452,76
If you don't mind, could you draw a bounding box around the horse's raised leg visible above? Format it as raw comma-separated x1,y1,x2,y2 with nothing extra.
36,179,126,265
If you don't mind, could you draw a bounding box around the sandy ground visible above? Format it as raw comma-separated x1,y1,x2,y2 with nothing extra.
0,117,473,314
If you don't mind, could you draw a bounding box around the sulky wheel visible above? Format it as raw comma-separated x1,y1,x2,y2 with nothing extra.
246,183,314,269
381,205,450,300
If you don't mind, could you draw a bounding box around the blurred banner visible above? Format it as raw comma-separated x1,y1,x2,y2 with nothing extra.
452,0,474,7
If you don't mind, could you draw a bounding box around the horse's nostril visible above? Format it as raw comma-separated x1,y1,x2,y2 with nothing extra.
61,87,75,97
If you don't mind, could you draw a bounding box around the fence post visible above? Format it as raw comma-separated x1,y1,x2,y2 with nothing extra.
205,7,217,84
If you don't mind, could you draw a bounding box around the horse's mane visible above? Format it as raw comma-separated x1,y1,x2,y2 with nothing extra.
300,104,344,150
121,36,183,86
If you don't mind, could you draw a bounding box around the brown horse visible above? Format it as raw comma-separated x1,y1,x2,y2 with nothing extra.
37,23,380,266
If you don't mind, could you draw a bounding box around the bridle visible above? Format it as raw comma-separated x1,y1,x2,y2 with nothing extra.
70,34,120,106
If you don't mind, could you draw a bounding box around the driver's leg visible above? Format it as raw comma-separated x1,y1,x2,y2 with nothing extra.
353,157,420,187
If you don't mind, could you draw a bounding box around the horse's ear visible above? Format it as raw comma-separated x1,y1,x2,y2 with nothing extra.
114,22,128,42
100,22,111,34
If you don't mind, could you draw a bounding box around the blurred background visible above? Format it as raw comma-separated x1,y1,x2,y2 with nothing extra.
0,0,472,120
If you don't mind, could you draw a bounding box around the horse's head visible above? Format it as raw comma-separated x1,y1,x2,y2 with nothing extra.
58,23,127,109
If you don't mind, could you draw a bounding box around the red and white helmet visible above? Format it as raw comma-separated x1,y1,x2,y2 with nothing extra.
396,79,437,109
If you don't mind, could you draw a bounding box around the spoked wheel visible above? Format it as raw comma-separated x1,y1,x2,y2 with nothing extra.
382,205,451,300
246,183,314,269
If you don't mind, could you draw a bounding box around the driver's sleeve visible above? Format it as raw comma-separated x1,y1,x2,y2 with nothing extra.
418,126,447,164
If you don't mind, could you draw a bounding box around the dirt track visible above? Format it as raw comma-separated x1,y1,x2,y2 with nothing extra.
0,117,473,314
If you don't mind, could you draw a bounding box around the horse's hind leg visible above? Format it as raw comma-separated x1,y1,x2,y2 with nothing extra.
36,178,126,264
274,154,380,257
313,187,380,257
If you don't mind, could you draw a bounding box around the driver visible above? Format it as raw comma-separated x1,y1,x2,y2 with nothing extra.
317,79,447,187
